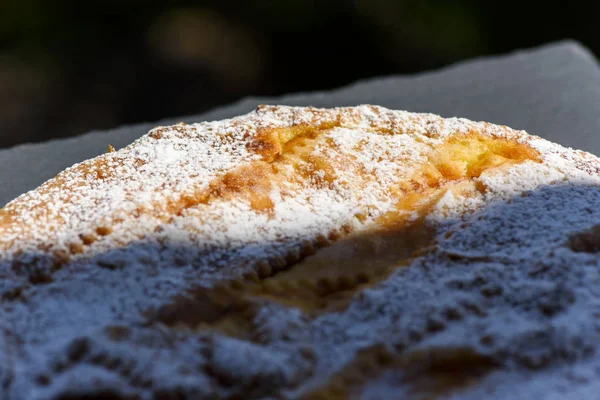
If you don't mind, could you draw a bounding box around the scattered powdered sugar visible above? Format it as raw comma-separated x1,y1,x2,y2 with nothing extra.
2,105,600,399
342,183,600,399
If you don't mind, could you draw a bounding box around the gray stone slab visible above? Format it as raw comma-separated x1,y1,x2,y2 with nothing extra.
1,40,599,207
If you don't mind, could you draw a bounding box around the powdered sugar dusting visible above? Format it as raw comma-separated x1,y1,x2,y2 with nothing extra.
1,105,600,399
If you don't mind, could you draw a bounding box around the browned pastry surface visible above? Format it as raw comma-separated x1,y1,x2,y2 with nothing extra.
1,105,600,399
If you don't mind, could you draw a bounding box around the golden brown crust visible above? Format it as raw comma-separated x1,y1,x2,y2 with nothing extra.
0,105,544,270
2,105,600,399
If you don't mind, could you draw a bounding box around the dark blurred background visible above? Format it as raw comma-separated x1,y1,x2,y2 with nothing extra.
0,0,598,148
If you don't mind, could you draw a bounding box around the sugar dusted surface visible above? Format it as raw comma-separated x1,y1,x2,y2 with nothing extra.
1,105,600,399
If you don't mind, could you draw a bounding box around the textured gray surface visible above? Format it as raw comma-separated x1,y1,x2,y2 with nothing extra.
1,40,599,207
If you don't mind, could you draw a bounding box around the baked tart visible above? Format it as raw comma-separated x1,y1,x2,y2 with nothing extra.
1,105,600,399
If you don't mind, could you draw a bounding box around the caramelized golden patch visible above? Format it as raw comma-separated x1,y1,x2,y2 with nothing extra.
0,209,13,227
205,162,276,212
380,132,541,226
167,124,337,216
304,345,497,400
407,132,540,192
430,132,539,180
251,121,340,162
